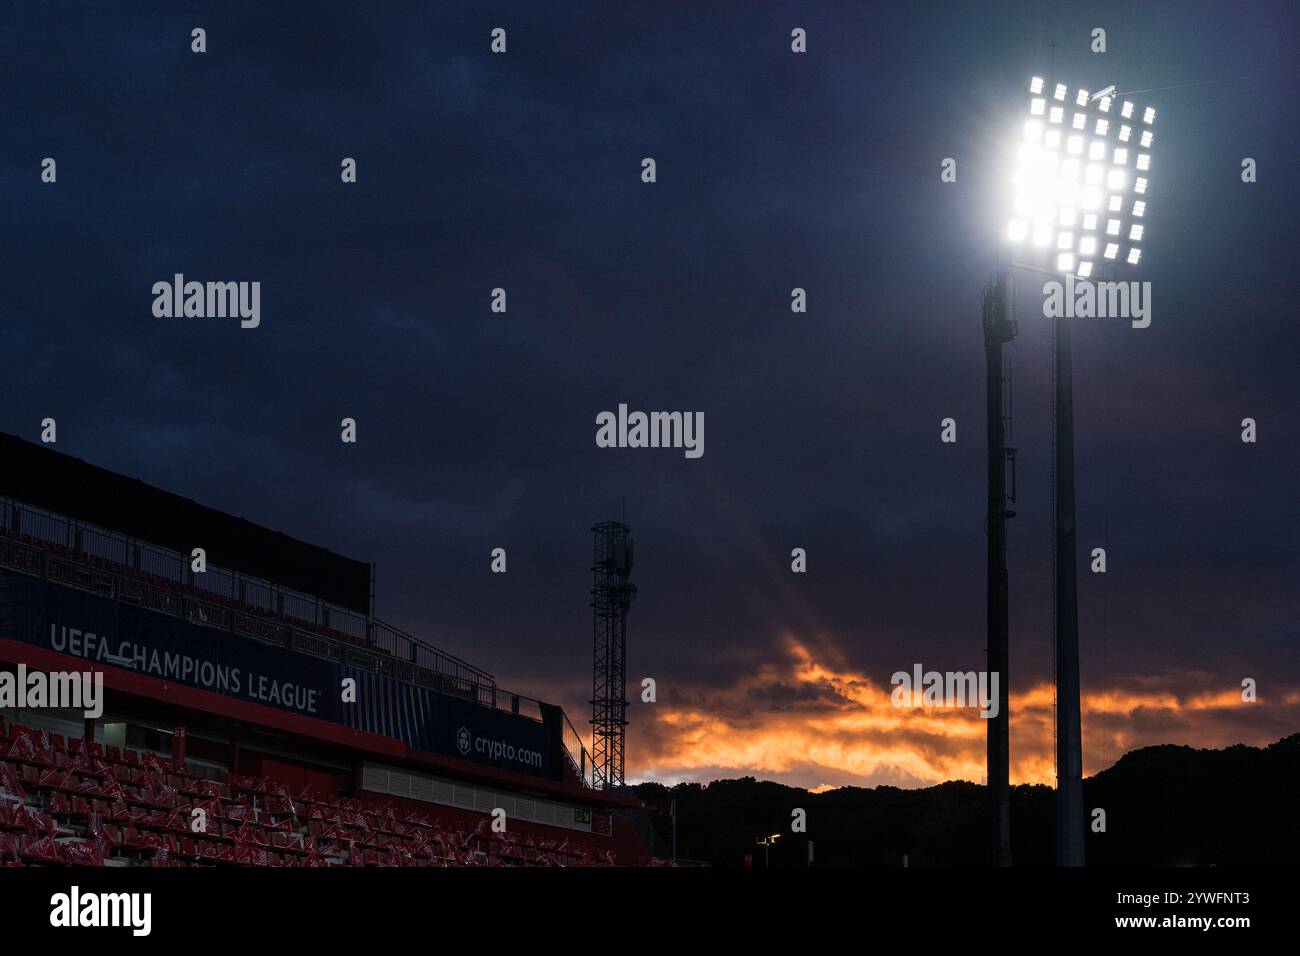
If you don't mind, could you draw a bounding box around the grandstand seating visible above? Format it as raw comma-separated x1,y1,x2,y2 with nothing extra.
0,516,671,865
0,723,674,867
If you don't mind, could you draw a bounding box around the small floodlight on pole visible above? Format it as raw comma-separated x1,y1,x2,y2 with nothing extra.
1003,74,1157,868
756,832,781,868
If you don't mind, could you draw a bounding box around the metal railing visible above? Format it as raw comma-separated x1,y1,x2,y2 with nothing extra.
0,497,492,687
562,713,596,788
0,496,597,785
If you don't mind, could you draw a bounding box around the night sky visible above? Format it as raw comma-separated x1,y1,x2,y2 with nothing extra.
3,1,1297,790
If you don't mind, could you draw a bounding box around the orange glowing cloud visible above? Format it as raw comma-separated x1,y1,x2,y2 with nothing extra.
623,635,1300,791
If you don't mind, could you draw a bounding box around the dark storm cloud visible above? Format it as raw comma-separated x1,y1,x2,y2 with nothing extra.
2,2,1296,776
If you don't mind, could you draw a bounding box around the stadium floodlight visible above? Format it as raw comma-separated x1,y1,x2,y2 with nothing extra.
1007,74,1156,279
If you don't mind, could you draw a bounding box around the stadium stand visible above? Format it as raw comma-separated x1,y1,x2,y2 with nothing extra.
0,722,673,867
0,436,678,867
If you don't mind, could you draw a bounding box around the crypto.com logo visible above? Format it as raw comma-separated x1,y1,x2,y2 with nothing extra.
456,726,472,756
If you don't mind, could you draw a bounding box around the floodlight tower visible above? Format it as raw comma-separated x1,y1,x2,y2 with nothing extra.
983,274,1016,867
1052,270,1086,868
1004,76,1157,867
591,520,635,790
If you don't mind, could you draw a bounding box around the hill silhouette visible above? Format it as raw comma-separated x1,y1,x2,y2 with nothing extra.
633,733,1300,866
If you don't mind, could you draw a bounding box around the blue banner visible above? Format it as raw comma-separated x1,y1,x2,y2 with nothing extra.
0,568,556,779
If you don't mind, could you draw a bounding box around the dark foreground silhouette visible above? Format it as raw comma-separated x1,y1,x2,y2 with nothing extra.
634,733,1300,866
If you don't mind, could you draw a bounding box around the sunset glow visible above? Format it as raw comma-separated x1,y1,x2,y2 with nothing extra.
617,637,1299,791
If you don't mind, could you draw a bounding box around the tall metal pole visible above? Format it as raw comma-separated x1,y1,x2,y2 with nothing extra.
983,274,1015,866
670,798,677,862
591,521,635,791
1054,314,1086,866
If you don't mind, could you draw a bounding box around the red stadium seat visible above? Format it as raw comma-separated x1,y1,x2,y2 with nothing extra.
0,721,649,867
